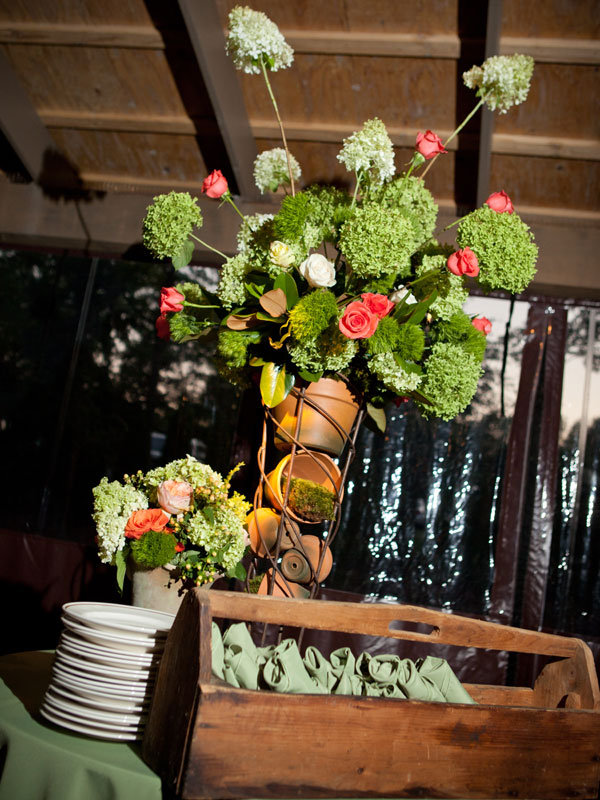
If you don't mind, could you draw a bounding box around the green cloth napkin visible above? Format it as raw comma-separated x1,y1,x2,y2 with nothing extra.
417,655,476,704
303,646,337,692
263,639,327,694
397,658,446,702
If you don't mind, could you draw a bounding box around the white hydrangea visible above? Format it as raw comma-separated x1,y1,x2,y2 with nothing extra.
370,352,422,395
254,148,301,193
217,254,250,310
226,6,293,75
463,54,534,114
92,478,148,564
337,118,396,186
237,213,274,253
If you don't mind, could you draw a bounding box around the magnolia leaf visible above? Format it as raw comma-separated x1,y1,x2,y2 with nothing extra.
226,313,259,330
274,273,299,309
114,547,128,594
298,368,323,382
172,240,194,270
259,288,287,318
249,356,268,367
260,362,295,408
366,403,387,433
226,561,247,581
255,311,285,323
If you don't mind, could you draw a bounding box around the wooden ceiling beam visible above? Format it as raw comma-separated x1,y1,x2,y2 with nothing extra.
0,49,56,182
476,0,503,207
0,22,166,49
176,0,258,199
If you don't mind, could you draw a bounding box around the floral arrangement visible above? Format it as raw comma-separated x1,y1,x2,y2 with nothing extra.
92,456,251,590
144,6,537,426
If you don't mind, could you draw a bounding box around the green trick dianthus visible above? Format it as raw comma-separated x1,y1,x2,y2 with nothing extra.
433,311,487,361
130,530,177,568
419,342,483,420
142,192,202,259
288,289,339,342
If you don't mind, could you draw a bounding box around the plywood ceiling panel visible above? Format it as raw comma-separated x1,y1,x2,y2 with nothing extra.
501,0,600,39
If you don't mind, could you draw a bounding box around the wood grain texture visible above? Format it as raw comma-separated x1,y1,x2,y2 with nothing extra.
0,0,155,26
501,0,600,39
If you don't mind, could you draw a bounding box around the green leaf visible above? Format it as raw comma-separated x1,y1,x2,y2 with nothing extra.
255,311,286,323
114,547,128,595
401,290,438,325
202,506,215,525
260,362,295,407
393,355,423,375
172,239,194,270
366,403,387,433
249,356,268,367
298,368,323,382
226,561,247,581
274,273,299,309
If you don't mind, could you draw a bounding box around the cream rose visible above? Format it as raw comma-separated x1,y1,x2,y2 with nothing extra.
157,480,193,515
298,253,336,288
389,287,417,305
269,240,295,269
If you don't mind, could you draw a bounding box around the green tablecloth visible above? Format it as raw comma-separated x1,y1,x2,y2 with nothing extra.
0,651,162,800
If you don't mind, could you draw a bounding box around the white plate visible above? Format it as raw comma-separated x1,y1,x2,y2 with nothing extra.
51,667,152,700
44,690,146,727
62,602,174,637
61,616,166,653
52,661,151,692
58,631,158,667
40,704,142,741
48,680,149,713
55,647,155,682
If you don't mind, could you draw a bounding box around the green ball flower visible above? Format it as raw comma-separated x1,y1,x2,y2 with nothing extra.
339,204,416,280
373,176,439,248
456,205,537,294
370,352,422,395
288,289,339,343
432,311,487,361
130,530,177,569
217,329,260,369
419,342,483,420
217,254,252,310
288,326,357,374
142,192,202,259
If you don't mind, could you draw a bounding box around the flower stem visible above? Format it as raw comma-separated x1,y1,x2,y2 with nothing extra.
189,233,227,260
351,170,362,208
260,58,295,196
421,97,485,179
222,193,245,220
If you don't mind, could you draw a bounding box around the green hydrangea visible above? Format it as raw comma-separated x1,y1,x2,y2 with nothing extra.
217,254,251,310
337,118,396,185
142,192,202,259
370,352,422,395
419,342,483,420
463,54,534,114
288,289,339,342
433,312,487,361
456,205,537,293
414,254,469,321
288,325,357,374
130,530,177,568
217,329,260,369
237,214,286,276
186,505,247,572
339,204,415,280
373,176,438,247
304,185,353,243
92,478,148,564
254,148,301,193
226,6,293,74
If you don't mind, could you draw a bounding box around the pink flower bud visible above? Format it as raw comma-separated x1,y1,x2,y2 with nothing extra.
415,130,447,160
447,246,479,278
202,169,229,199
472,316,492,335
486,191,514,214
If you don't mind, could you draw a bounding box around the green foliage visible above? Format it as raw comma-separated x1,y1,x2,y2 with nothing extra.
169,311,214,343
142,192,202,259
273,193,310,243
284,477,336,522
217,329,261,369
288,323,357,374
304,185,353,242
434,312,487,361
396,323,426,362
366,316,401,355
338,204,415,280
288,289,339,342
130,530,177,568
457,206,537,293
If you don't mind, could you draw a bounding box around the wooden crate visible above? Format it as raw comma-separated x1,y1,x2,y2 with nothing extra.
143,589,600,799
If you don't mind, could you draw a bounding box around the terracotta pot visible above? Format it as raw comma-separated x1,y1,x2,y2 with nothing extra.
272,378,359,457
297,535,333,581
129,563,185,615
257,569,310,599
265,451,343,524
245,508,300,557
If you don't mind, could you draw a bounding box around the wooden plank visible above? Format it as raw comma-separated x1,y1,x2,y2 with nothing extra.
499,36,600,65
0,48,57,181
177,0,257,198
0,21,166,48
40,109,198,135
182,683,600,799
284,29,460,58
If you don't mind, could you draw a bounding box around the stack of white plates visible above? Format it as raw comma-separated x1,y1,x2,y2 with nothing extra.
40,602,175,741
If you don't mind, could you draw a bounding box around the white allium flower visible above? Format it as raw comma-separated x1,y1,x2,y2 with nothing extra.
253,148,301,193
463,54,534,114
298,253,337,288
226,6,293,75
337,118,396,186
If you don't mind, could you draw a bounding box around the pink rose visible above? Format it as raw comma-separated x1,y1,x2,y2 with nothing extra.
486,191,514,214
447,246,479,278
339,301,379,340
160,287,185,313
155,314,171,341
415,130,447,160
202,169,228,199
472,316,492,335
124,509,170,540
157,480,193,515
360,293,395,319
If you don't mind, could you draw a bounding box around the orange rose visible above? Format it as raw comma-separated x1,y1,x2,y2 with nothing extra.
124,509,170,540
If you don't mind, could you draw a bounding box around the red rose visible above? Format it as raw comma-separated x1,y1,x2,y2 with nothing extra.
447,246,479,278
124,509,170,540
155,313,171,341
175,542,185,553
160,286,185,313
472,316,492,335
486,190,514,214
202,169,228,199
361,292,395,319
415,130,447,160
339,301,379,340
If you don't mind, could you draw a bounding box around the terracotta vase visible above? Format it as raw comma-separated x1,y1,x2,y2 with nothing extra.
271,378,359,457
264,451,343,524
